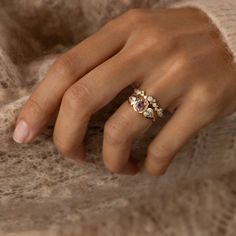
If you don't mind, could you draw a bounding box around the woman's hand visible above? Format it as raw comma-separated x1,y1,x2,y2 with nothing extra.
12,7,236,176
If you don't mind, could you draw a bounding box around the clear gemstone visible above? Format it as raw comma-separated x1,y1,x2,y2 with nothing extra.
157,109,163,117
147,96,154,102
129,96,137,105
143,108,154,119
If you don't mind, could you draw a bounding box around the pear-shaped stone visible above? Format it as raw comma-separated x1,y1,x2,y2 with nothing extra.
143,108,154,119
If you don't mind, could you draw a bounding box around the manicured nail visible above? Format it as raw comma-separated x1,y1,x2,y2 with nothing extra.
13,120,30,143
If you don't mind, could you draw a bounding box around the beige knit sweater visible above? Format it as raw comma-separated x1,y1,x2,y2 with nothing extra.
0,0,236,235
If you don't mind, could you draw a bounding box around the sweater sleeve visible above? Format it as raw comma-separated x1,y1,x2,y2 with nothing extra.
154,0,236,63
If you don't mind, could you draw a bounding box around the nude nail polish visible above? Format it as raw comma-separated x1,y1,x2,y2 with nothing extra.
12,120,30,143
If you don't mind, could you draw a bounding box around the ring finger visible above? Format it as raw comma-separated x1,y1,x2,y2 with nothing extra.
102,70,186,174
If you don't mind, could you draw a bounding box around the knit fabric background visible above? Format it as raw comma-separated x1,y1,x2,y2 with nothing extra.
0,0,236,235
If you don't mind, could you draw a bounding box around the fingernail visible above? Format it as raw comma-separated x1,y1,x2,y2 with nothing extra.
13,120,30,143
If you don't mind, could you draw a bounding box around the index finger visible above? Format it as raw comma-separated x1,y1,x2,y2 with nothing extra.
13,22,128,143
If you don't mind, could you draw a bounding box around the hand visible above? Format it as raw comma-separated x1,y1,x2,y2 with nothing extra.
12,7,236,176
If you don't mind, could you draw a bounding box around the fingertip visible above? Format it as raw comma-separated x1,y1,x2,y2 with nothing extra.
121,160,140,175
144,167,167,177
144,157,168,176
67,145,86,163
12,119,31,144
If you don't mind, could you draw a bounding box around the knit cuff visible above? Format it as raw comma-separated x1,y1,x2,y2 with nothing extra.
166,0,236,64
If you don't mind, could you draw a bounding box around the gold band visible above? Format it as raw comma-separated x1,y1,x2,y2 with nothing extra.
128,89,163,122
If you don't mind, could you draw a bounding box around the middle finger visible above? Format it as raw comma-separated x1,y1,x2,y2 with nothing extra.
53,48,149,159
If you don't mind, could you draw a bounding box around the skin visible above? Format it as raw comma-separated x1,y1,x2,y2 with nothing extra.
12,7,236,176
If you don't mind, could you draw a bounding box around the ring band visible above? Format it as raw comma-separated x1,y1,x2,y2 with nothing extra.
128,88,163,122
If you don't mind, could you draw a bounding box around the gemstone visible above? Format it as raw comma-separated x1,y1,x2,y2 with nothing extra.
129,95,137,105
133,97,149,113
157,108,163,117
147,96,154,102
143,108,154,119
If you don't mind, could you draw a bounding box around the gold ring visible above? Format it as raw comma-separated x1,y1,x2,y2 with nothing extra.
128,88,163,122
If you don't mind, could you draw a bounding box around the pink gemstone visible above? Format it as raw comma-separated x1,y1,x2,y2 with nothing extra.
133,97,149,113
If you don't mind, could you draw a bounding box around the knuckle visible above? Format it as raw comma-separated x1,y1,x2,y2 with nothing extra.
123,8,147,25
189,86,221,122
104,116,130,145
104,123,123,145
134,28,177,55
127,32,160,57
177,49,209,72
27,96,44,117
53,135,73,157
173,51,202,78
53,53,75,77
140,32,160,50
63,82,90,113
192,86,218,109
102,17,125,32
147,144,170,166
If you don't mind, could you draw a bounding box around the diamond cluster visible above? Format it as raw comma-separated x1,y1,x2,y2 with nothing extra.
128,89,164,121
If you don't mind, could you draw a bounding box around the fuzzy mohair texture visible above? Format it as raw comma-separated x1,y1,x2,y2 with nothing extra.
0,0,236,235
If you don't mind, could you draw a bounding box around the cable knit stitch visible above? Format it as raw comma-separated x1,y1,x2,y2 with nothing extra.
0,0,236,235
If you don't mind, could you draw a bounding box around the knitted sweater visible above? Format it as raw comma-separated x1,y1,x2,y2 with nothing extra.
0,0,236,235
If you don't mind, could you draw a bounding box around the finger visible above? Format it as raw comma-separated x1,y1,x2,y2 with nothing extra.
103,101,150,175
52,48,148,160
13,21,129,144
102,69,185,175
145,97,211,176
